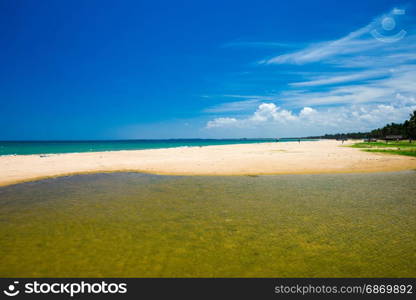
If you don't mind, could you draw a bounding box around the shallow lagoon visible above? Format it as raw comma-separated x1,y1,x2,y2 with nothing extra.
0,171,415,277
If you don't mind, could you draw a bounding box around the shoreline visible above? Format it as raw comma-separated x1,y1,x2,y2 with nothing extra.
0,139,317,157
1,140,416,187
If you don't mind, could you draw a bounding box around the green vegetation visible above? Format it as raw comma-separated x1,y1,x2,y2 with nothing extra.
1,172,416,277
351,141,416,148
308,110,416,140
363,149,416,157
351,141,416,157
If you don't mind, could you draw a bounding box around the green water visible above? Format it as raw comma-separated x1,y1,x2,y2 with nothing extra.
0,172,415,277
0,139,315,156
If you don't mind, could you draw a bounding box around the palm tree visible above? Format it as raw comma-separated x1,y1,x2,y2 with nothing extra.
408,110,416,143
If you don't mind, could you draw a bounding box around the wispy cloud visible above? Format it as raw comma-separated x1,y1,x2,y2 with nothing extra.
290,69,390,87
215,94,279,101
203,99,260,113
221,41,299,49
283,66,416,107
259,7,410,65
205,6,416,136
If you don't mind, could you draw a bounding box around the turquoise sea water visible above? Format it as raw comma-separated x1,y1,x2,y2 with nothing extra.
0,139,316,156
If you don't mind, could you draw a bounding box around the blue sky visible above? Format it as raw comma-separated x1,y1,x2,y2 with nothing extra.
1,0,415,139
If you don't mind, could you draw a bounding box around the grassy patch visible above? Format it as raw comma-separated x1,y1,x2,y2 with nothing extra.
363,149,416,157
351,141,416,157
351,141,416,148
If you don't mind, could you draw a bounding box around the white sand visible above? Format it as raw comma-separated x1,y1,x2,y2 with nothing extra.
1,140,415,186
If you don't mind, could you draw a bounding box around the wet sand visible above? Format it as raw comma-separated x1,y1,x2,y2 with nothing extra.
1,140,416,186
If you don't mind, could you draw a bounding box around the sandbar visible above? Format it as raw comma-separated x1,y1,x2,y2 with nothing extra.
1,140,416,187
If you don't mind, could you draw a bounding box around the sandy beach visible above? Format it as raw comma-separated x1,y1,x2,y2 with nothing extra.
1,140,416,187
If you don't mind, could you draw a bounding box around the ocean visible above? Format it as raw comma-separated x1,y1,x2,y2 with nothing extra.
0,139,316,156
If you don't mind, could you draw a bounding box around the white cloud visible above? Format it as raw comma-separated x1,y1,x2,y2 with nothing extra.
206,102,416,136
206,117,238,128
250,103,296,122
299,107,317,118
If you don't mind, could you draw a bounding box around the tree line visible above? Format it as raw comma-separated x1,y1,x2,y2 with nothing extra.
306,110,416,140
